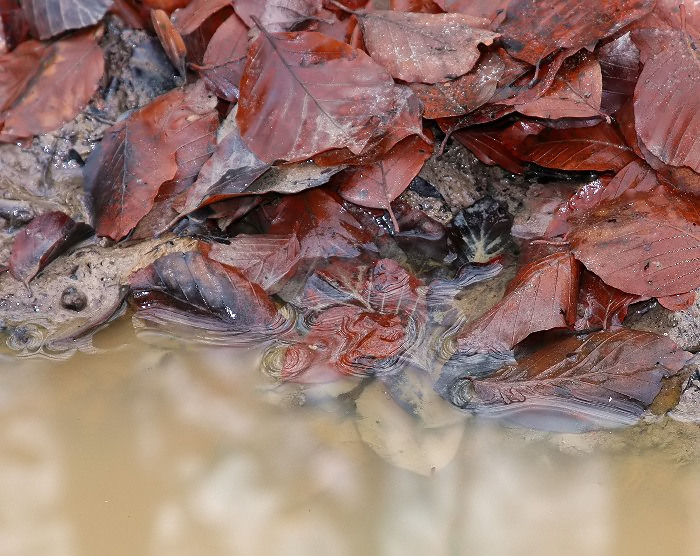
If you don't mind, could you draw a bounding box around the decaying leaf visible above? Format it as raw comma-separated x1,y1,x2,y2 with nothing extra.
516,122,636,172
266,188,377,259
151,8,186,76
357,11,499,84
129,251,289,337
453,251,580,352
447,329,691,431
574,270,642,330
598,32,640,114
193,13,248,101
567,185,700,298
202,234,302,293
22,0,112,39
85,81,218,241
0,30,103,140
512,51,603,119
171,0,233,35
410,51,505,119
9,211,92,285
234,0,328,32
0,39,45,114
336,134,433,229
633,29,700,173
237,28,422,162
497,0,654,64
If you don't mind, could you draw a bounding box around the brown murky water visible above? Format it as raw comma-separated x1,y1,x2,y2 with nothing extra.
1,318,700,556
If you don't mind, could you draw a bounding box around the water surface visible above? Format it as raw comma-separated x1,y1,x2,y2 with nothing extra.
1,320,699,556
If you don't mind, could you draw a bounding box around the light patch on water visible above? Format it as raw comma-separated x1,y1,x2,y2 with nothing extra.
1,326,700,555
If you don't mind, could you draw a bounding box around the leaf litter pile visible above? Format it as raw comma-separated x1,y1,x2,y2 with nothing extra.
1,0,700,432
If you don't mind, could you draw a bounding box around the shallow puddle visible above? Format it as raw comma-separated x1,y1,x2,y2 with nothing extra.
1,319,700,556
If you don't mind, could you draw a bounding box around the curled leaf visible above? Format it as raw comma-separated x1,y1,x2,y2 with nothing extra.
9,211,92,285
22,0,111,39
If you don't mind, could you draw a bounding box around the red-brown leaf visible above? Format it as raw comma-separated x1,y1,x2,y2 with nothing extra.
22,0,111,39
516,122,636,172
85,82,218,240
598,32,640,114
9,211,92,285
237,29,420,163
151,8,186,76
235,0,327,32
203,234,302,293
451,329,691,428
171,0,232,34
0,39,44,114
390,0,443,13
434,0,509,24
129,251,287,335
546,159,660,237
358,11,499,84
633,29,700,173
574,270,642,331
0,30,103,140
336,134,433,225
512,51,603,119
266,188,377,259
193,13,248,101
454,251,580,352
567,186,700,297
410,51,504,118
497,0,654,65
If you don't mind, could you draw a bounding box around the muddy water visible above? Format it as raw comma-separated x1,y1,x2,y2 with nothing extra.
1,320,700,556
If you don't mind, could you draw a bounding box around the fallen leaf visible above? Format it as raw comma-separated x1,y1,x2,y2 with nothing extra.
390,0,443,13
497,0,654,65
336,134,433,228
151,8,186,76
410,51,505,118
193,13,248,101
434,0,509,24
657,292,697,312
454,251,580,352
516,122,636,172
0,39,45,114
357,11,499,84
171,0,232,35
9,211,92,285
448,329,691,431
452,128,525,174
0,30,103,140
574,270,642,330
85,81,218,240
567,186,700,297
266,188,377,259
598,32,640,114
633,29,700,173
129,250,288,336
512,51,603,119
546,160,660,237
202,234,302,293
235,0,327,32
237,29,420,162
22,0,111,39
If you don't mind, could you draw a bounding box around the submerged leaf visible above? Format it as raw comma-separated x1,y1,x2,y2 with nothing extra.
9,211,92,285
129,251,288,336
453,251,580,352
574,270,642,331
237,29,421,162
447,329,691,431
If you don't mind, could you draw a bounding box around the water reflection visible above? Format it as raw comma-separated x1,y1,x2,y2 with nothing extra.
1,333,700,555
